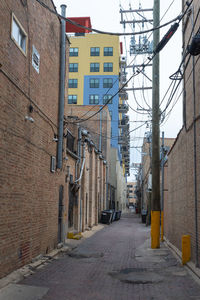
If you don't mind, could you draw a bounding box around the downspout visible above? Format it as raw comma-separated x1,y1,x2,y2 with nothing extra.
79,141,86,232
74,157,86,183
75,126,82,179
99,110,102,152
106,163,108,209
57,5,66,169
161,131,164,242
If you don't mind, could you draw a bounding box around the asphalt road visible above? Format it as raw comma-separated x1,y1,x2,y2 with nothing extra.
1,212,200,300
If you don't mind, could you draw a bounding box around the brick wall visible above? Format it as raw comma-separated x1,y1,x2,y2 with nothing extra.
0,0,68,278
164,0,200,266
164,123,200,265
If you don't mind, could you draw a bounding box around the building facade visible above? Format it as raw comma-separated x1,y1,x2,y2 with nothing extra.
68,32,125,148
127,182,137,206
163,0,200,268
0,1,108,279
67,21,129,210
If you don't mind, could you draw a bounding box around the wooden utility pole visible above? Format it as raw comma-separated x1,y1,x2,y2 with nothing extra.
151,0,160,249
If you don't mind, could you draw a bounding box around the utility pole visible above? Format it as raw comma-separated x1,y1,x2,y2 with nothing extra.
151,0,160,249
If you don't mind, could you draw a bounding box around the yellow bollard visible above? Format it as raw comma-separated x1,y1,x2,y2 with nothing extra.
161,211,164,242
151,211,160,248
182,235,191,265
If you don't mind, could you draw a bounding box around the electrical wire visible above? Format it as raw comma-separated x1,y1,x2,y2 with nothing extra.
74,2,196,121
161,55,200,125
0,68,57,134
160,9,200,120
35,0,193,36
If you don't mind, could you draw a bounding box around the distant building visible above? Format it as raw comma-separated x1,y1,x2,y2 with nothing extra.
67,20,129,175
127,182,137,206
66,18,129,210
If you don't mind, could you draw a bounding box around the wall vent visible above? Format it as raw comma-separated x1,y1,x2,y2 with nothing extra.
50,156,56,173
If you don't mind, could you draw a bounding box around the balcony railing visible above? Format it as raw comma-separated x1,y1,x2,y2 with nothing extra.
119,90,128,100
118,104,129,113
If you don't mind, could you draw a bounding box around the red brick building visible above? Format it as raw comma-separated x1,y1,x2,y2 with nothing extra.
0,0,108,279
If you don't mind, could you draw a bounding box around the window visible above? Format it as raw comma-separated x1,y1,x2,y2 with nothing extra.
69,63,78,72
103,78,113,88
68,95,77,104
66,131,75,152
68,79,78,88
89,78,99,88
90,63,99,72
90,47,100,56
103,94,113,104
104,47,113,56
11,13,27,55
104,63,113,72
89,95,99,104
69,47,78,56
109,111,112,120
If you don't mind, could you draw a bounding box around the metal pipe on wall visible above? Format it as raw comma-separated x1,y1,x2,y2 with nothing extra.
57,4,66,169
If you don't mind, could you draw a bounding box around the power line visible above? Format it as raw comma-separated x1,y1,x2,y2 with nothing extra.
35,0,192,36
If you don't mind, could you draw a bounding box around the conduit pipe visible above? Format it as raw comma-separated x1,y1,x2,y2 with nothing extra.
57,4,66,169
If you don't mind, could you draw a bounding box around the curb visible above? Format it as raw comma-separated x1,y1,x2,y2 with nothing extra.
0,224,105,290
164,237,200,285
0,245,71,290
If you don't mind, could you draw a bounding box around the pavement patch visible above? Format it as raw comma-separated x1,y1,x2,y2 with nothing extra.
109,268,163,285
68,250,104,259
0,283,48,300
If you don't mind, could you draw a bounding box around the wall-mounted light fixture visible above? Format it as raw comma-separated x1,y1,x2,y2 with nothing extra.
52,134,58,142
25,115,34,123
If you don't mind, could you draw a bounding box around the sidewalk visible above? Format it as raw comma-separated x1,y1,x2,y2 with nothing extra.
0,212,200,300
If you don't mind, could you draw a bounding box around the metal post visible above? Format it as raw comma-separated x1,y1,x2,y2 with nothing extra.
192,8,199,268
151,0,160,249
57,5,66,169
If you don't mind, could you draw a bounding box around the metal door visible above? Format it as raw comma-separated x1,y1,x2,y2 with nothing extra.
68,185,74,228
58,185,64,243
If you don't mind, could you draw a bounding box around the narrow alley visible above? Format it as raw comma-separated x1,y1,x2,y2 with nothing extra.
1,213,200,300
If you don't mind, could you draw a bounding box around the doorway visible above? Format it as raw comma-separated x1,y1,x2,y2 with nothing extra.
58,185,64,243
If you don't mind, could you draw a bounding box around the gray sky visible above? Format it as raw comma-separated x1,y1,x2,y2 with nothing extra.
53,0,183,180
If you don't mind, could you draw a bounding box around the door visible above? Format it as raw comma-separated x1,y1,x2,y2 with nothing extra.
58,185,64,243
68,184,74,229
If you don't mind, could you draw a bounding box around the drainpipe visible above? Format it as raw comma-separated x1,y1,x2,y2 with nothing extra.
75,126,82,179
99,110,102,152
106,163,108,209
57,4,66,169
79,141,86,232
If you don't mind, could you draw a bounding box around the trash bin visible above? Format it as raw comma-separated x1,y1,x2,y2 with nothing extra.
141,209,147,223
112,210,116,222
101,210,113,224
115,210,121,221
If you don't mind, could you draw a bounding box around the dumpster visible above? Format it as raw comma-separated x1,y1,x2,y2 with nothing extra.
101,210,113,224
